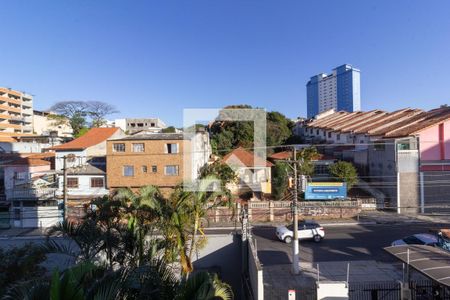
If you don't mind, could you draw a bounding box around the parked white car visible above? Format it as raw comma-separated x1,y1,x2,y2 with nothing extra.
391,233,438,246
276,221,325,243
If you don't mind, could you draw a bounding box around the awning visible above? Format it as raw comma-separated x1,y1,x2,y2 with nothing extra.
384,245,450,287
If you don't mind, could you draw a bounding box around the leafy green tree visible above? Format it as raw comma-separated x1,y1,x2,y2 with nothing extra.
297,146,319,177
199,161,237,188
162,126,177,133
49,100,118,136
209,105,294,155
329,161,358,190
272,162,289,199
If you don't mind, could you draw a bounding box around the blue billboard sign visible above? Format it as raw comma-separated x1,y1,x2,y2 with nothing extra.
305,182,347,200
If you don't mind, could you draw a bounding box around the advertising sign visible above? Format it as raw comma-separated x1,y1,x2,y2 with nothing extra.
305,182,347,200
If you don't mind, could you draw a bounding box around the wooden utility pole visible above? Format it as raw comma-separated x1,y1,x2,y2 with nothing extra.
292,146,300,274
62,155,68,221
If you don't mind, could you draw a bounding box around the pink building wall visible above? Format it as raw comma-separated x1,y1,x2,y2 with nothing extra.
4,165,51,190
445,121,450,160
419,120,450,161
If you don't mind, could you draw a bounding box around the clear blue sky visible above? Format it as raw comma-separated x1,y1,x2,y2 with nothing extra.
1,0,450,126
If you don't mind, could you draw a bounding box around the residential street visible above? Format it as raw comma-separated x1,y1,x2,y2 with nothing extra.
252,222,446,265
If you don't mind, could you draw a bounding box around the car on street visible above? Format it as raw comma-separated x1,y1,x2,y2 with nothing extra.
391,233,438,246
276,221,325,243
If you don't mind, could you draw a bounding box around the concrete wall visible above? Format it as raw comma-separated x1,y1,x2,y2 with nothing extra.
192,234,242,299
12,206,61,228
367,141,397,206
421,171,450,213
248,238,264,300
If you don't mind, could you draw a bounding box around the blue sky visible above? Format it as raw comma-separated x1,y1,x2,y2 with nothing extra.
1,0,450,126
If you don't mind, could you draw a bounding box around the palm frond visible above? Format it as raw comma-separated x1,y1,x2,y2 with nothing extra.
1,279,50,300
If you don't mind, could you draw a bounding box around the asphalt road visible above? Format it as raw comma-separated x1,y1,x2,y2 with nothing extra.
252,223,445,266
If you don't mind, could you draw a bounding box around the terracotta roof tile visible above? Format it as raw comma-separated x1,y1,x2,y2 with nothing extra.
384,106,450,138
51,128,120,150
3,157,50,166
222,147,273,167
269,151,293,160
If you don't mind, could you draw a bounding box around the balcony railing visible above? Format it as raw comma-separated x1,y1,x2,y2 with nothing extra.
5,188,57,200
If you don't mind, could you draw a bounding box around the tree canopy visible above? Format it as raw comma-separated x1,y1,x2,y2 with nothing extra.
49,100,118,137
329,161,359,190
209,105,294,155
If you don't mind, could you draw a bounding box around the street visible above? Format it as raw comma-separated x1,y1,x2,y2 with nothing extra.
252,222,445,265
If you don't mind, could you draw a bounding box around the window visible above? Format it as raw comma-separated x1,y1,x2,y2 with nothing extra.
142,165,147,173
15,172,28,180
397,142,411,151
323,131,326,137
374,142,385,151
152,165,157,173
150,122,155,127
164,165,179,176
328,132,331,138
90,177,104,188
316,130,319,135
14,208,20,220
132,143,145,152
123,165,134,176
67,178,79,188
113,143,125,152
166,143,179,154
336,134,341,141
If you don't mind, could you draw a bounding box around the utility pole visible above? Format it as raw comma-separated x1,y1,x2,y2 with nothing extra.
62,155,67,221
292,146,300,275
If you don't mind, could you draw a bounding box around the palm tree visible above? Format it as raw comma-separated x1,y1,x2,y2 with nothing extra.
114,186,164,266
2,261,233,300
2,262,123,300
171,176,233,277
176,272,233,300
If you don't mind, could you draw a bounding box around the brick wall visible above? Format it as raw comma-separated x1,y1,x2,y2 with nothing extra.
106,139,192,189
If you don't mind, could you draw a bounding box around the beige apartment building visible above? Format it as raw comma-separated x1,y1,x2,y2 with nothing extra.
106,132,211,195
0,87,33,134
33,110,73,138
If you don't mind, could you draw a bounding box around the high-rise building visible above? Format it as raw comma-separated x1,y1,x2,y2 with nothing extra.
0,87,33,134
306,64,360,118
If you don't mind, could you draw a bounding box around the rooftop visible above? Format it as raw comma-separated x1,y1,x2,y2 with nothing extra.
51,127,120,150
305,106,450,139
110,132,194,141
222,147,273,167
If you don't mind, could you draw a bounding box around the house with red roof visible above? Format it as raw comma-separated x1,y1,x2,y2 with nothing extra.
222,147,273,198
50,127,125,220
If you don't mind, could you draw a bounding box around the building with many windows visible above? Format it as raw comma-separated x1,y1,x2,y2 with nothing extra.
306,64,361,118
0,87,33,134
106,132,211,195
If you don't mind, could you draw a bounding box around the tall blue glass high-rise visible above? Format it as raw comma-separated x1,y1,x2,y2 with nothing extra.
306,64,361,118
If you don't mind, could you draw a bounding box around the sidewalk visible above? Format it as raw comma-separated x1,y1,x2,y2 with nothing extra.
0,227,48,239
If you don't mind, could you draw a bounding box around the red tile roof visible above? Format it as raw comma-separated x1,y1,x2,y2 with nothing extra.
269,151,293,160
3,157,51,166
222,147,273,167
51,128,120,151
